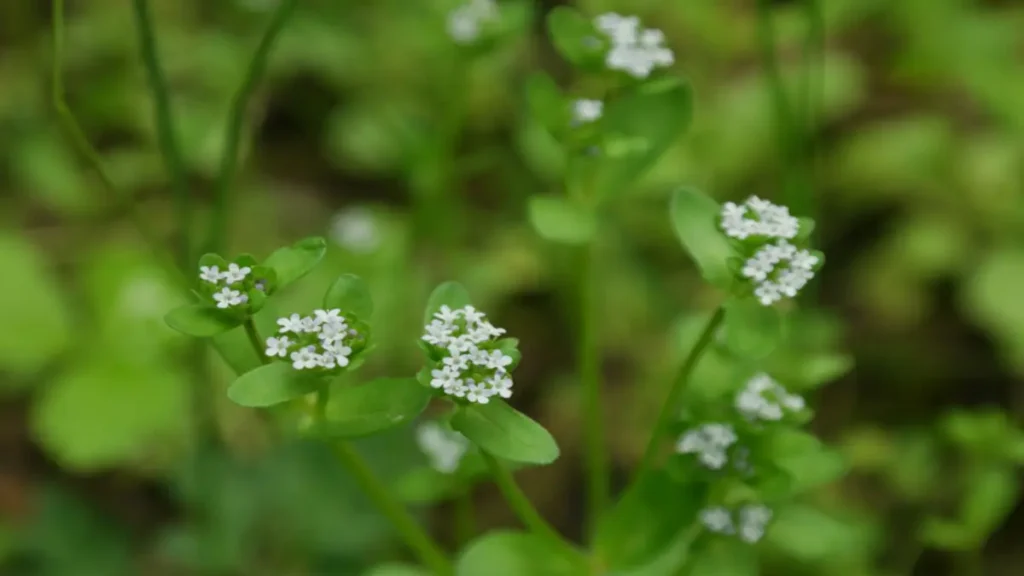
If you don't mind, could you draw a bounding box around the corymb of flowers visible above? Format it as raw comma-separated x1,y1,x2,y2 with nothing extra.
720,196,823,307
197,254,275,314
699,504,773,544
265,308,369,372
421,305,518,404
593,12,674,79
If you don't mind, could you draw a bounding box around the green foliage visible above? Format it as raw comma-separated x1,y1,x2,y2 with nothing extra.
324,273,375,320
227,362,325,408
669,188,736,289
423,281,473,324
546,7,604,70
450,401,560,465
321,378,432,438
263,236,328,289
722,298,784,360
165,303,243,337
455,531,581,576
527,195,597,245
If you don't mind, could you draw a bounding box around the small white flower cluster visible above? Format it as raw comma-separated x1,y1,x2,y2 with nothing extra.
699,504,773,543
447,0,498,44
721,196,819,306
200,263,252,309
594,13,674,78
265,309,358,371
736,373,805,422
572,99,603,124
416,421,470,474
721,196,799,240
422,305,514,404
676,423,737,470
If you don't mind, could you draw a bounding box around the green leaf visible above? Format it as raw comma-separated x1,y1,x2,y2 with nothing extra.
0,233,72,377
768,430,848,495
198,252,228,270
670,188,736,289
685,538,759,576
424,281,473,325
456,531,581,576
495,338,522,371
263,236,327,288
322,378,431,438
546,7,603,69
324,273,374,320
527,195,597,245
595,78,694,200
595,472,704,570
525,73,567,134
722,298,784,359
394,466,461,504
451,401,559,465
362,564,431,576
765,504,876,564
164,304,243,337
960,465,1019,540
227,363,323,408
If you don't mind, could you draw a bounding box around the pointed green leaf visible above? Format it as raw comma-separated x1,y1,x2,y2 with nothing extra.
198,252,227,269
227,363,323,408
546,7,604,69
424,281,472,325
595,472,705,570
456,531,582,576
670,188,736,289
595,78,694,200
723,298,784,360
961,465,1019,540
527,195,597,245
263,236,327,288
767,429,848,495
322,378,431,438
451,400,559,465
324,273,374,320
164,304,243,337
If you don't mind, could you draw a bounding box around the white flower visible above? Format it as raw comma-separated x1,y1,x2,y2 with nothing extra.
465,381,489,404
700,507,735,535
314,308,343,325
572,99,603,124
434,305,461,324
416,421,470,474
677,423,738,469
447,0,498,44
420,304,515,404
741,240,818,306
485,350,513,371
735,373,804,423
720,196,800,240
290,346,320,370
277,313,303,333
265,336,293,358
594,13,673,78
199,265,223,284
212,287,247,309
222,263,251,285
738,505,772,543
422,319,454,346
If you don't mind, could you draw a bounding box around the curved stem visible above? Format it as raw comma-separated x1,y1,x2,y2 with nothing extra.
332,439,453,575
206,0,298,254
131,0,191,270
578,240,608,538
635,307,725,479
244,319,268,365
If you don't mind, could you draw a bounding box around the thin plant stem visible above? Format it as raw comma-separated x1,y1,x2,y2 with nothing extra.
635,307,725,479
578,240,608,538
244,319,267,365
332,440,453,576
454,488,476,547
206,0,298,255
480,451,581,559
130,0,191,270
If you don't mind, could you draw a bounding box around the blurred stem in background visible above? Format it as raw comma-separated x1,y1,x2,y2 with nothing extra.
454,488,476,547
578,238,608,538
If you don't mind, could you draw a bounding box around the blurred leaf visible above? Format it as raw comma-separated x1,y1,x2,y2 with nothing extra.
766,504,879,564
546,7,602,69
324,273,374,320
424,281,472,324
670,188,736,289
451,401,559,465
263,236,327,288
394,466,461,504
165,304,242,337
919,518,974,552
322,378,431,438
595,78,694,200
364,564,431,576
722,298,784,360
963,248,1024,372
767,429,848,495
595,472,704,570
960,465,1019,540
456,531,581,576
528,195,597,245
0,233,72,378
686,537,758,576
227,362,323,407
526,72,567,135
21,487,132,574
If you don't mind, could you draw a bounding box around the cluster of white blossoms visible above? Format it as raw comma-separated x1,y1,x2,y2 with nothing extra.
422,305,515,404
265,309,359,371
593,13,674,78
447,0,498,44
700,504,773,544
721,196,820,306
572,98,604,124
200,263,252,309
676,423,737,470
736,372,805,422
416,421,470,474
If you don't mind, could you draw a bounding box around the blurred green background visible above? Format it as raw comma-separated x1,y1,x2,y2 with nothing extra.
1,0,1024,574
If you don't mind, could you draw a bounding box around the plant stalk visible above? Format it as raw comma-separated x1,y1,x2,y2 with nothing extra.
578,239,608,538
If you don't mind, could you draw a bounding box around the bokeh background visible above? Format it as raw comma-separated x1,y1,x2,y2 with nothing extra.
2,0,1024,575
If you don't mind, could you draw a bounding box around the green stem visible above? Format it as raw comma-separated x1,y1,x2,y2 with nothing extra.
244,318,268,365
206,0,298,255
332,439,453,575
480,451,579,557
130,0,191,270
454,488,476,547
635,307,725,479
578,240,608,537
